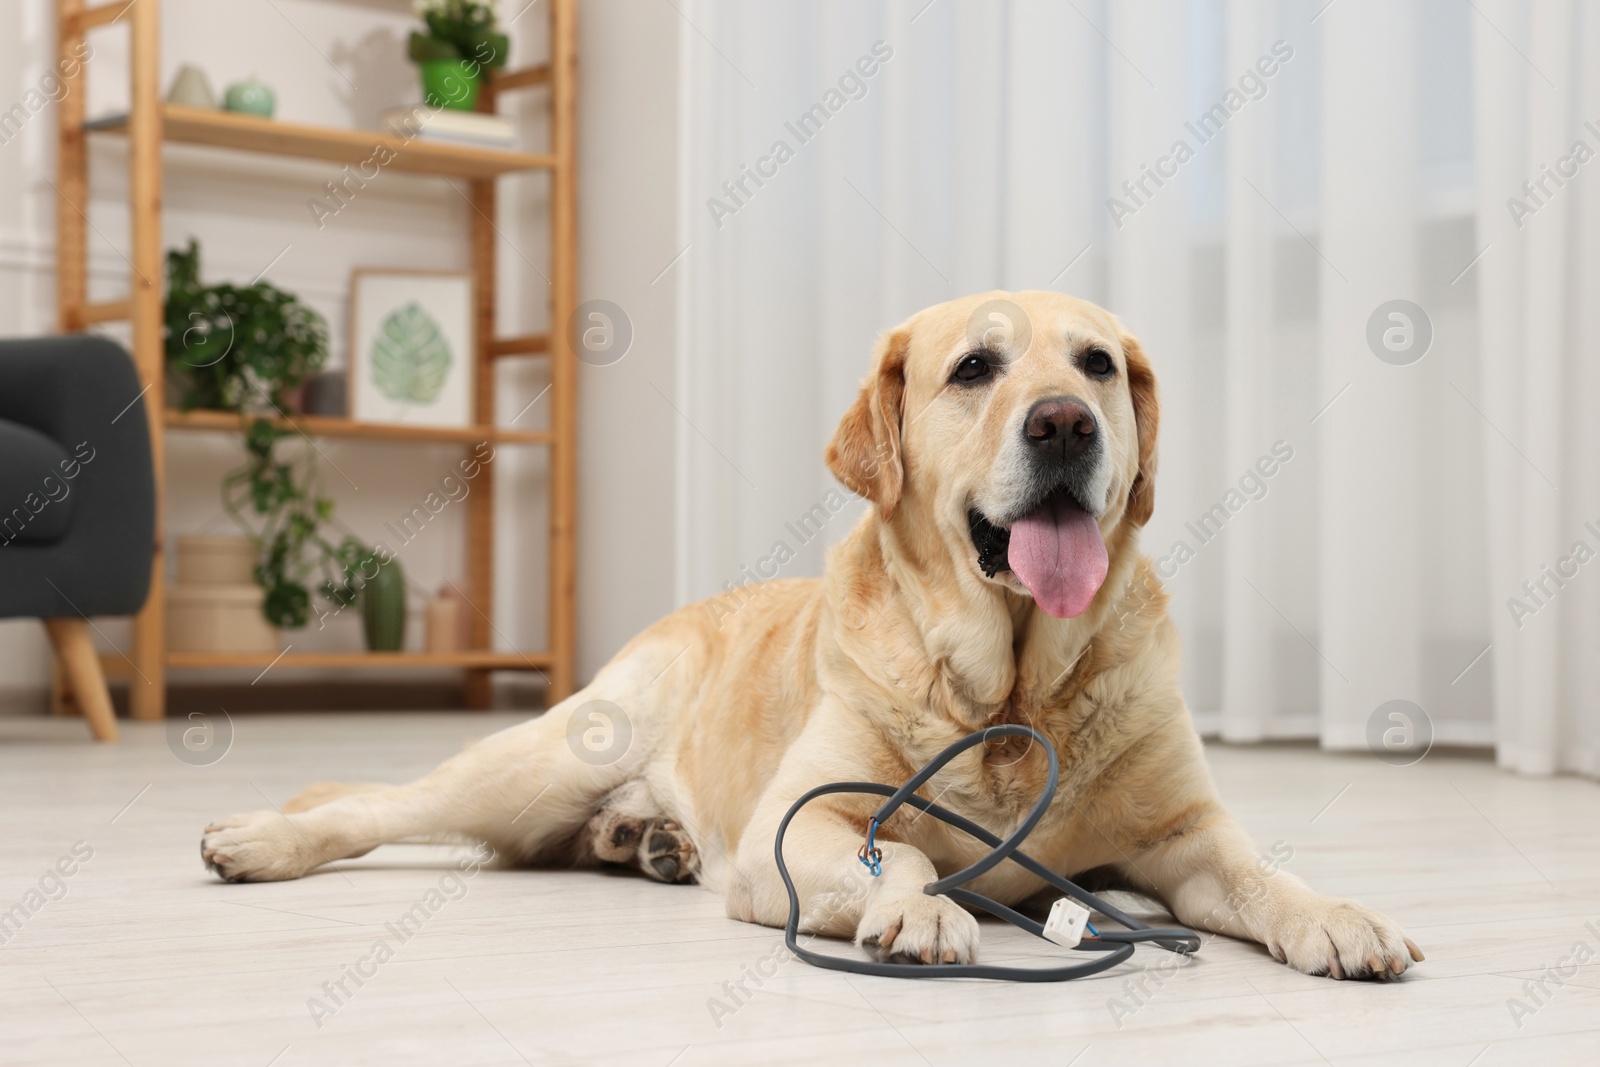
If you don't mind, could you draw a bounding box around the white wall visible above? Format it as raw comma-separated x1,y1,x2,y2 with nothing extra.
575,0,681,678
0,0,680,709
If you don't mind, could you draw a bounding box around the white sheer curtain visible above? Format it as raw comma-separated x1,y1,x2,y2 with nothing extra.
1473,0,1600,776
675,0,1599,777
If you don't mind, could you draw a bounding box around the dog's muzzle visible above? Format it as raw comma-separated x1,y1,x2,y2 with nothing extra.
966,396,1111,618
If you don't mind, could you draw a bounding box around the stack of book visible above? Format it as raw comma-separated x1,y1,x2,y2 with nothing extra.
379,105,515,149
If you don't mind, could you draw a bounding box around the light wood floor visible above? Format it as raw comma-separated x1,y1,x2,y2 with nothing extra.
2,712,1598,1066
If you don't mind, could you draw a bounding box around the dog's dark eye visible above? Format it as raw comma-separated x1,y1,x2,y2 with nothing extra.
1084,349,1114,379
951,354,993,384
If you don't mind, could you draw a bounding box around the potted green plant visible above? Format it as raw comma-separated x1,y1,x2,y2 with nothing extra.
165,239,379,635
164,238,326,413
408,0,510,111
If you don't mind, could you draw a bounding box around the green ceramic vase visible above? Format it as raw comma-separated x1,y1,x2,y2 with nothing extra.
361,557,407,652
222,78,275,117
419,60,482,111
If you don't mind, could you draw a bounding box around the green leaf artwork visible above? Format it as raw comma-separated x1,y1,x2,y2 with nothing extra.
370,301,453,404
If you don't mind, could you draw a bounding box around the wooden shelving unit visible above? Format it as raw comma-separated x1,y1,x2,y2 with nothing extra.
87,104,557,178
163,408,555,447
159,651,553,671
54,0,580,718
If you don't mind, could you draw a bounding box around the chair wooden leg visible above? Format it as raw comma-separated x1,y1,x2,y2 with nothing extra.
44,618,119,742
51,656,81,717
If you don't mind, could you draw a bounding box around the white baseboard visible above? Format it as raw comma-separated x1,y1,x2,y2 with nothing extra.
1191,710,1320,740
1192,709,1495,751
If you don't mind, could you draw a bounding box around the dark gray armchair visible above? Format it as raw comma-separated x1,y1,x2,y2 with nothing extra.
0,335,155,740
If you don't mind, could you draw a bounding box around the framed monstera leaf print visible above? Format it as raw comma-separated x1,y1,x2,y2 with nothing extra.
348,270,474,428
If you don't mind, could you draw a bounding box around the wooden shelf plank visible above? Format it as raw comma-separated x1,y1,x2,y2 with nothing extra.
100,648,551,677
164,650,552,671
493,65,551,91
488,332,549,358
88,104,554,179
164,408,552,445
79,298,131,324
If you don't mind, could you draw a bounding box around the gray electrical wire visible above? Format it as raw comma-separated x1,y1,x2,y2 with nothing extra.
774,724,1201,980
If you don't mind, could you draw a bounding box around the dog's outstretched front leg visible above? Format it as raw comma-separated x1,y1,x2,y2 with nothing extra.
726,716,980,966
1121,809,1423,980
730,798,978,965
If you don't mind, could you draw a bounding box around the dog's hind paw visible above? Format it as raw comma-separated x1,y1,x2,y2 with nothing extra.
638,819,699,884
201,811,321,883
588,806,699,884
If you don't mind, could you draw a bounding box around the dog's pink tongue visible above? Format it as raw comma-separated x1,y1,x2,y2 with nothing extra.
1007,495,1109,618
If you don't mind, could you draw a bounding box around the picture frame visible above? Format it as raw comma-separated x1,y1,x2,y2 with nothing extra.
348,269,475,428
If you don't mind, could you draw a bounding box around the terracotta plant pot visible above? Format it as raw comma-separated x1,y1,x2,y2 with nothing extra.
425,594,462,652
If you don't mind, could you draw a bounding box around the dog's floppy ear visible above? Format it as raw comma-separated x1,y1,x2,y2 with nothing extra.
1120,330,1160,526
827,328,910,519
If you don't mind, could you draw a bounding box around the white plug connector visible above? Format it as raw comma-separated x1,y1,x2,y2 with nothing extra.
1042,897,1092,948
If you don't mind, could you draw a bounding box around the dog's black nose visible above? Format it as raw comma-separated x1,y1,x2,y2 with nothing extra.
1024,396,1098,460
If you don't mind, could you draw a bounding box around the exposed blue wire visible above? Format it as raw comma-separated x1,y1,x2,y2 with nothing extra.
860,818,882,876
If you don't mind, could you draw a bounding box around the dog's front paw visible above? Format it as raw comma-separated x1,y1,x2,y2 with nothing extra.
856,892,979,965
201,811,320,883
1266,897,1423,980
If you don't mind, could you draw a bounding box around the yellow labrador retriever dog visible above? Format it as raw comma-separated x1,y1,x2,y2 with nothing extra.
203,291,1422,980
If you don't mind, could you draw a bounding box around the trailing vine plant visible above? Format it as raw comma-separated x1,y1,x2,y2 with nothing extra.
164,238,371,628
220,421,375,628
